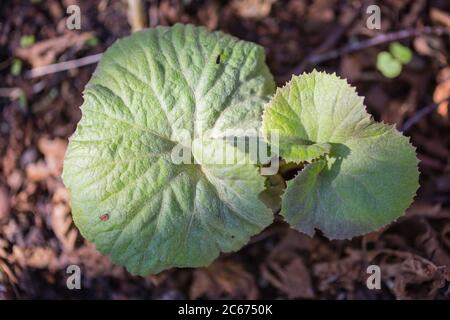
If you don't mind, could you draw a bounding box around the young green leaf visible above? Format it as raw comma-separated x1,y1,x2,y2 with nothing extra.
262,71,419,239
20,35,35,48
376,51,402,78
62,24,275,275
389,42,412,65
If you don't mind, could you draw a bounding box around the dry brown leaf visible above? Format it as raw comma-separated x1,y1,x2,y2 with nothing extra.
414,219,450,266
287,0,306,17
260,230,315,298
406,202,450,219
158,1,187,24
270,229,316,253
385,0,408,9
190,260,258,299
401,0,425,27
14,190,33,212
413,36,447,65
370,250,448,299
6,170,23,192
313,249,365,295
436,173,450,194
26,161,51,182
0,186,10,222
37,137,67,177
395,257,448,299
430,8,450,27
440,222,450,250
2,148,17,179
417,153,445,171
231,0,275,19
411,134,450,160
339,55,362,82
51,186,78,252
0,259,18,285
59,243,116,278
197,0,219,30
433,80,450,118
433,68,450,118
11,246,57,270
365,85,390,116
15,32,93,68
262,256,314,299
309,0,337,23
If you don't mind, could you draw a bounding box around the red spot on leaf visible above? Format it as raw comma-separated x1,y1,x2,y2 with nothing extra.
100,214,109,221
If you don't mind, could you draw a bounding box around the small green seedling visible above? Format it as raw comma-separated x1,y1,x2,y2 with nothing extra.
10,59,22,76
63,24,419,275
20,35,35,48
85,36,99,47
376,42,412,78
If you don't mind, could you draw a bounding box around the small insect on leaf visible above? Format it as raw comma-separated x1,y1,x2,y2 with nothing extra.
99,214,109,221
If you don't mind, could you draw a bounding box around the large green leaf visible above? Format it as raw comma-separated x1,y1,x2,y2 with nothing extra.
262,71,419,239
62,24,275,275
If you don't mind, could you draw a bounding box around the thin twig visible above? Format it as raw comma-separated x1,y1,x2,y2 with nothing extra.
401,96,450,132
25,53,103,79
128,0,148,32
291,1,366,78
291,26,450,75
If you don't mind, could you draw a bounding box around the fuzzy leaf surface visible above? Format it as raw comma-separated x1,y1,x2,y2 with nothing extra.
262,71,419,239
63,24,275,274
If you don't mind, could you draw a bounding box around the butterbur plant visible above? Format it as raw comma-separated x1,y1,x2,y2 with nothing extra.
62,24,419,275
262,72,419,239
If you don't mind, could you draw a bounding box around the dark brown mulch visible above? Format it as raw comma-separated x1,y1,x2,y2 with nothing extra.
0,0,449,299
